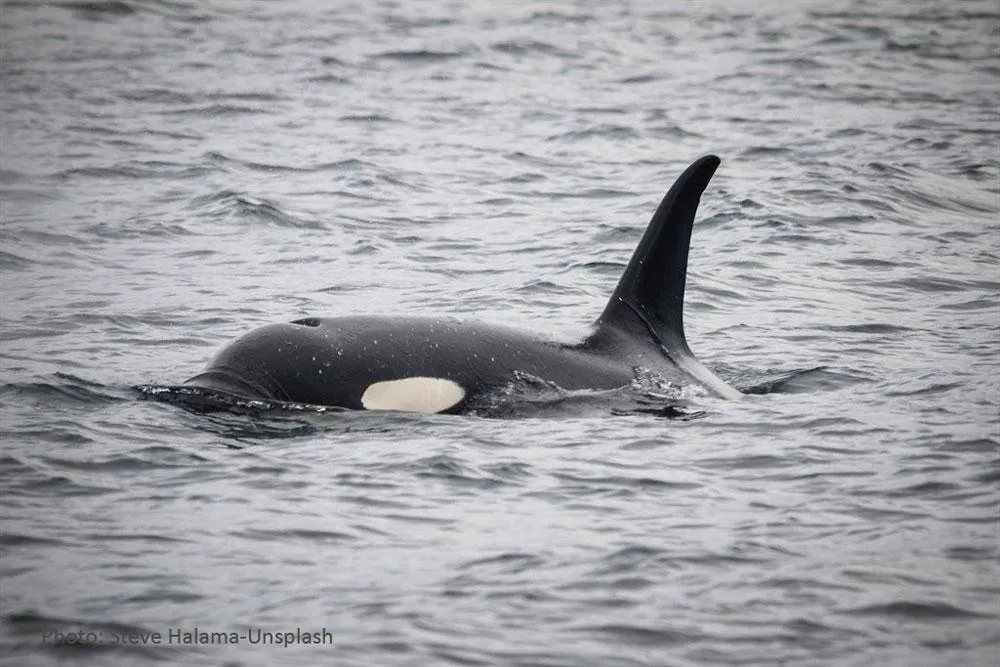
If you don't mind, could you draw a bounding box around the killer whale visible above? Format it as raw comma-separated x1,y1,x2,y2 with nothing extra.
181,155,742,413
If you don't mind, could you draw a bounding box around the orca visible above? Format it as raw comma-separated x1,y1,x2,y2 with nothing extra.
180,155,742,413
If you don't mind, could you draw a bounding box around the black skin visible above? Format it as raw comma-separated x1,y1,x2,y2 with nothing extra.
184,316,669,411
180,155,742,411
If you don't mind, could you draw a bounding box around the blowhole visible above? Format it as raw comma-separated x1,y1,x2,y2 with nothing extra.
291,317,320,327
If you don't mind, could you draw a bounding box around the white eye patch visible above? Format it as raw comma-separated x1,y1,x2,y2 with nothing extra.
361,377,466,414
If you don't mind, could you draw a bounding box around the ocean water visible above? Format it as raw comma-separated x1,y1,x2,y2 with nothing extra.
1,0,998,665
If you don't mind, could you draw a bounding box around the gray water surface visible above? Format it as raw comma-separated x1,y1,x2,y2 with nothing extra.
1,1,998,665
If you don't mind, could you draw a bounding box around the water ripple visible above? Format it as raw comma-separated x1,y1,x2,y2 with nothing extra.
3,1,998,666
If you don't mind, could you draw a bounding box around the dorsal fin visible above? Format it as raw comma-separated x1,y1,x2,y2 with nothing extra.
594,155,740,398
598,155,719,350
